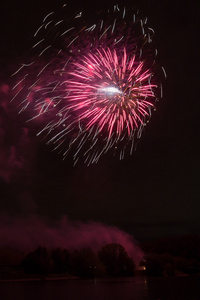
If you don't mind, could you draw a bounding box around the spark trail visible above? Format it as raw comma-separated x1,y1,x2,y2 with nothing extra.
12,4,165,165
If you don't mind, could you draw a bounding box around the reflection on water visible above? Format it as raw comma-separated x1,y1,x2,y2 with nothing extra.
1,276,200,300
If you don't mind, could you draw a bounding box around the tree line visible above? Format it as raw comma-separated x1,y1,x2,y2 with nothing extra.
2,243,135,278
141,235,200,276
1,235,200,278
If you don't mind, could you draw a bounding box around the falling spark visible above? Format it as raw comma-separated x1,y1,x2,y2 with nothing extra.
12,5,165,164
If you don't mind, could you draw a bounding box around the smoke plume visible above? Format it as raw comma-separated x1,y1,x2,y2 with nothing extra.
0,214,144,265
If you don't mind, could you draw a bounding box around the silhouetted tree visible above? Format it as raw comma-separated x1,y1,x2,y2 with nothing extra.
98,243,135,276
70,247,104,278
145,254,164,276
21,247,53,275
142,235,200,276
51,248,70,273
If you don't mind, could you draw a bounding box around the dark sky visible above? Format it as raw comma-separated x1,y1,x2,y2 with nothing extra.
0,0,199,243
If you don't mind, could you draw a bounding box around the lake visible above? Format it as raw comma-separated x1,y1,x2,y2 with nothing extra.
1,276,200,300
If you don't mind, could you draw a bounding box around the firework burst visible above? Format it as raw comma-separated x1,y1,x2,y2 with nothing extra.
12,4,165,165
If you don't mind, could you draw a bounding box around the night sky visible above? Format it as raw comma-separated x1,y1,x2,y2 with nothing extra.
0,0,199,245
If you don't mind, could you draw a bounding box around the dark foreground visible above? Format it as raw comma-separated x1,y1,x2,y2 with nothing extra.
1,276,200,300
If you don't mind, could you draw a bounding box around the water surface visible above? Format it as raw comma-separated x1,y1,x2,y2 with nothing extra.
1,276,200,300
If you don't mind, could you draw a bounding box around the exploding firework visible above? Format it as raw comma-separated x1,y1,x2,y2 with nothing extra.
12,4,165,164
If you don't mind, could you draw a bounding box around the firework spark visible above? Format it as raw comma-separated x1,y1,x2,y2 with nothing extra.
12,4,165,164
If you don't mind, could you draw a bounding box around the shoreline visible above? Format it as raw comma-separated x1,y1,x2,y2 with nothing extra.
0,275,79,282
0,273,194,282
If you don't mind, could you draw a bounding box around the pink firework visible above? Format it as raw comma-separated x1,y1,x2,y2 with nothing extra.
66,47,155,138
12,5,165,164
